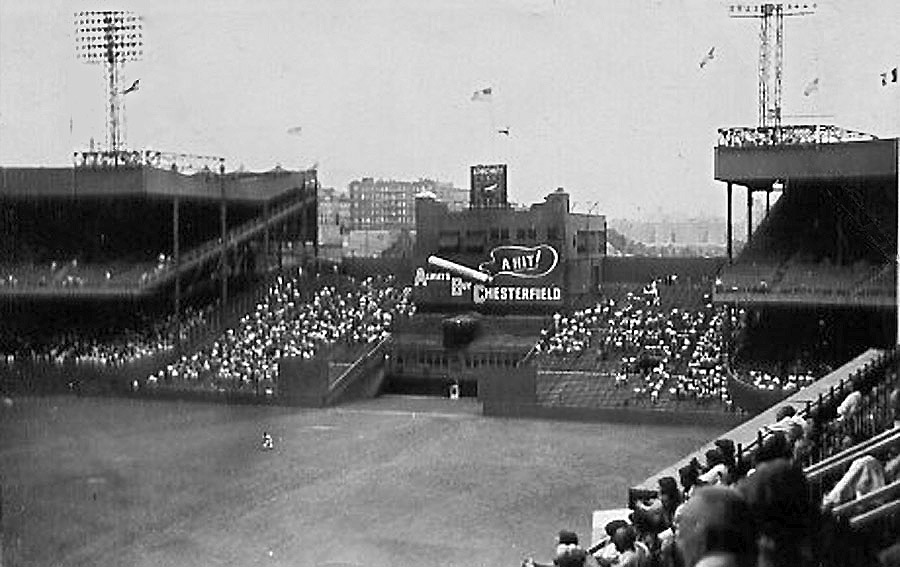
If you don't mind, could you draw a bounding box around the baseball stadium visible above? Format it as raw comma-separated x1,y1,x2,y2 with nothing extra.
2,4,900,567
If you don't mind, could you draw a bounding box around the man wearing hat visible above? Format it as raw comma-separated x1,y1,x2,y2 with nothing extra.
592,520,630,567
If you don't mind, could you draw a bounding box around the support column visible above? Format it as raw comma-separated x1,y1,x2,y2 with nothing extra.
747,187,753,246
312,177,319,261
173,197,181,353
278,223,284,270
766,190,771,216
219,162,228,304
263,200,270,274
727,182,733,264
896,164,900,345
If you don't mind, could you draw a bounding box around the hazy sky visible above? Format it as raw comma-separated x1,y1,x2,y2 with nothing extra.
1,0,898,218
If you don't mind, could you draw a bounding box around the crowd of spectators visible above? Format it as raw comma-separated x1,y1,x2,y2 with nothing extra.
717,125,877,148
73,149,222,173
525,368,900,567
1,304,214,368
532,279,735,409
0,258,152,289
145,274,414,393
531,278,836,411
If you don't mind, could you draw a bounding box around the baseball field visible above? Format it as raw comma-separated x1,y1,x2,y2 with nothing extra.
0,395,725,567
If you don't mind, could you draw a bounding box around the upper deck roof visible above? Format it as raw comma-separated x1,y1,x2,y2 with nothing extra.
1,151,315,203
714,126,898,187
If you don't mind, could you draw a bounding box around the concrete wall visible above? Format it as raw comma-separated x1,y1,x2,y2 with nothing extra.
715,138,898,185
602,257,725,284
277,356,330,407
1,166,314,203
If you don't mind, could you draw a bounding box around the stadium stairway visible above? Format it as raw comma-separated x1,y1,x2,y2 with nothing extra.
139,189,316,292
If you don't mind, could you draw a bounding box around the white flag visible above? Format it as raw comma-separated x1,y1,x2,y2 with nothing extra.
699,47,715,69
471,87,493,102
802,77,819,97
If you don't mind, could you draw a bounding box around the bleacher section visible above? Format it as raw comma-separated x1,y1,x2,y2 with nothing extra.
145,273,413,396
529,280,736,413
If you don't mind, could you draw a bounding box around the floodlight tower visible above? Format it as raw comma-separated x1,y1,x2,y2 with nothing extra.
74,10,143,154
728,3,815,132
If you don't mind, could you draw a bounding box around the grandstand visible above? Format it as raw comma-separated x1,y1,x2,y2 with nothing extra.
715,128,896,309
0,152,318,395
587,128,900,567
711,128,899,414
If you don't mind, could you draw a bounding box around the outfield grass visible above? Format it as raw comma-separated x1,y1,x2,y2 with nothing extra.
0,395,726,567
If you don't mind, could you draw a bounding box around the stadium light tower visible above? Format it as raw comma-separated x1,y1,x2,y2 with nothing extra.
74,10,143,154
728,3,816,131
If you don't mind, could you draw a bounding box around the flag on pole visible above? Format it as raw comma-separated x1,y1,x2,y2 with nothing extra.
699,47,715,69
123,79,140,94
881,67,898,86
471,87,493,102
802,77,819,97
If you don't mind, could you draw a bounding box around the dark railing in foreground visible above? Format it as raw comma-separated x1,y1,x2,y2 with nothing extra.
732,350,897,472
630,348,894,501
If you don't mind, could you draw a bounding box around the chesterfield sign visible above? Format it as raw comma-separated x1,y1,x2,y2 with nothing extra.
472,284,562,304
414,244,563,306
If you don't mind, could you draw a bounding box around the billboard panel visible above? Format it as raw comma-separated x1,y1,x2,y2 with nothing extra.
412,243,564,312
470,164,508,208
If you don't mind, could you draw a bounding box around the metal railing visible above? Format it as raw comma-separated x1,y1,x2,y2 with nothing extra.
74,150,224,173
717,125,877,148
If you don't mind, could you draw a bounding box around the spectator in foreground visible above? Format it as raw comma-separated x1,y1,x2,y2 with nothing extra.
675,486,757,567
658,476,682,526
612,523,651,567
523,530,595,567
595,520,628,567
821,454,886,510
891,388,900,428
738,459,819,567
880,542,900,567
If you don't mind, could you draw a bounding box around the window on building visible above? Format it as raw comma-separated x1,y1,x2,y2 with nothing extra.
527,227,537,240
499,227,509,242
465,229,487,253
516,228,526,241
547,226,561,240
438,230,459,252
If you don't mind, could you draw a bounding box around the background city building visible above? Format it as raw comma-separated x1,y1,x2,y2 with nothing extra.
317,186,351,261
345,177,467,257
